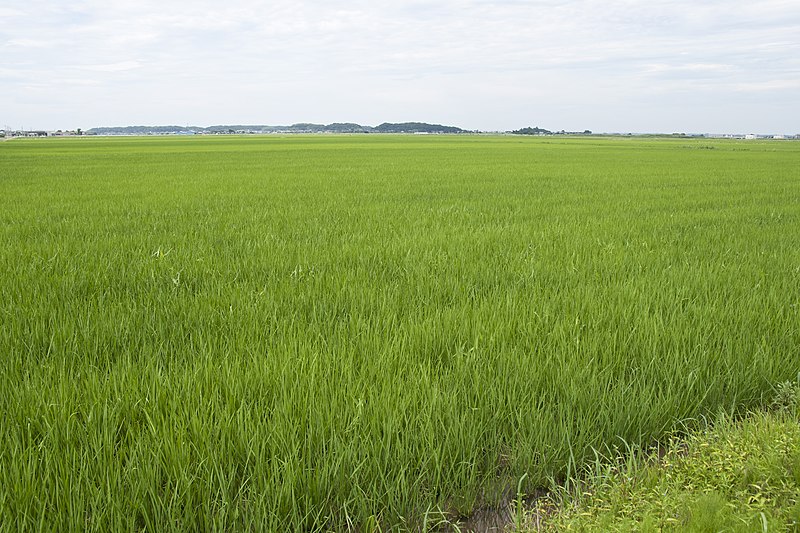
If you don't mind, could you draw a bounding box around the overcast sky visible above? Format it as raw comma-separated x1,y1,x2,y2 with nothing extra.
2,1,799,133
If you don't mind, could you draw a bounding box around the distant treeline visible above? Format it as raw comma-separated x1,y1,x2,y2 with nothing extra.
84,123,595,136
86,122,468,135
511,126,592,135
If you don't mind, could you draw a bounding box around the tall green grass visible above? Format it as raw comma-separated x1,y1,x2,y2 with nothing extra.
1,135,799,530
527,381,800,532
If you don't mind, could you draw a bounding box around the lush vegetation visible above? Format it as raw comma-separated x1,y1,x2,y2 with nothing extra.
1,135,798,530
528,381,800,532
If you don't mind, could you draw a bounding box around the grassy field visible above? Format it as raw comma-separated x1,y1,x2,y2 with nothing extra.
1,135,798,530
528,382,800,532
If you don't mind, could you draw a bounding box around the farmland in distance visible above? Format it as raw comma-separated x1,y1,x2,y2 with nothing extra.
1,135,799,530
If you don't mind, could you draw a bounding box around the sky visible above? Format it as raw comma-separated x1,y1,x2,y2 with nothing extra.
2,0,799,133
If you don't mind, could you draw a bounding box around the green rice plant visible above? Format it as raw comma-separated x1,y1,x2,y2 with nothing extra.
1,135,799,530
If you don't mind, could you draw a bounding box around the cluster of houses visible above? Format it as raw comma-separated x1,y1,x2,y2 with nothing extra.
706,133,798,140
1,129,84,138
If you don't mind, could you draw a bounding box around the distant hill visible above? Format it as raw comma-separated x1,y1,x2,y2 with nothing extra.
373,122,464,134
511,126,553,135
86,122,466,136
511,126,593,136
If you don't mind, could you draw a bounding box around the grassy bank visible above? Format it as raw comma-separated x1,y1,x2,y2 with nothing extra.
1,135,799,530
527,381,800,532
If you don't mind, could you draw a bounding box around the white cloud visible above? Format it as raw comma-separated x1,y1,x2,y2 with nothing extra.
644,63,735,74
79,61,143,73
733,79,800,92
2,0,799,132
